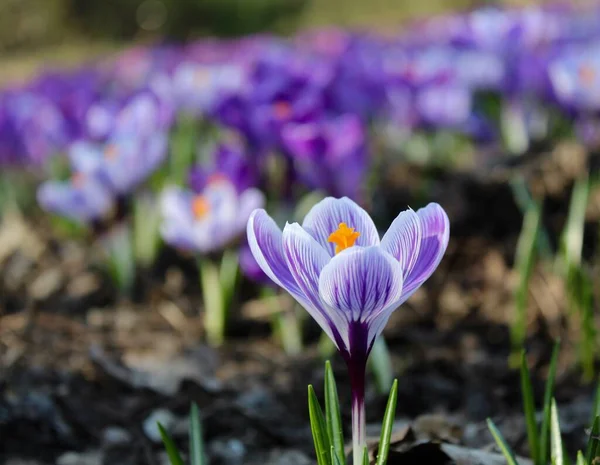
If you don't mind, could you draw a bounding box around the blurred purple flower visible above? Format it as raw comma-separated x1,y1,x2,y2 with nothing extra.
239,243,273,286
189,142,258,195
37,174,113,223
172,62,246,116
247,197,449,462
281,114,367,199
548,41,600,112
1,90,70,165
160,178,265,253
68,131,167,195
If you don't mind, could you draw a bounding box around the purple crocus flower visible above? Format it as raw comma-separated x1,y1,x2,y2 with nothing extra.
68,131,167,195
188,142,258,195
281,114,367,200
160,177,265,253
247,197,449,465
548,41,600,112
37,174,113,223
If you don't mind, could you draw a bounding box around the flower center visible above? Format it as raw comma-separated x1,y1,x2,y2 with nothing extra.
207,173,229,186
192,195,210,219
328,222,360,254
104,144,118,159
273,101,292,120
71,172,86,187
579,64,596,87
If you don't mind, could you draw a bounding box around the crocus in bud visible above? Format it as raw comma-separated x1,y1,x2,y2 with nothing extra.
247,197,449,465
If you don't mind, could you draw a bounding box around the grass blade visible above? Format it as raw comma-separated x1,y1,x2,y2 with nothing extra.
585,416,600,464
362,446,369,465
308,385,332,465
324,361,346,465
577,451,589,465
550,399,564,465
541,341,560,465
521,351,540,465
511,199,542,362
331,446,345,465
376,379,399,465
158,422,185,465
198,257,225,347
592,381,600,426
487,418,520,465
560,175,590,270
189,402,205,465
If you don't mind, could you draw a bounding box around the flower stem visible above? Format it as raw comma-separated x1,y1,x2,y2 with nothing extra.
348,358,367,465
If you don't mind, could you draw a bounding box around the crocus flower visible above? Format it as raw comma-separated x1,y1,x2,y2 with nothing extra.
68,132,168,195
37,174,113,223
281,114,367,200
188,142,258,195
247,197,449,465
160,177,265,253
548,42,600,112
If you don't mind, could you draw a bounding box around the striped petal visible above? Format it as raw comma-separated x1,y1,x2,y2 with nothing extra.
401,203,450,300
282,223,347,348
302,197,380,256
318,246,403,327
247,209,305,300
380,208,422,277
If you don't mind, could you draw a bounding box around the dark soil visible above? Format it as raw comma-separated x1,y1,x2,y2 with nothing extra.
1,142,599,465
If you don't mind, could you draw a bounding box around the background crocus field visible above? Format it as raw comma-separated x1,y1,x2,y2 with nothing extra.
2,0,600,464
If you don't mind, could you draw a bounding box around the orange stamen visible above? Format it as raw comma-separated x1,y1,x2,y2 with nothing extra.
328,223,360,254
192,195,210,219
579,64,596,87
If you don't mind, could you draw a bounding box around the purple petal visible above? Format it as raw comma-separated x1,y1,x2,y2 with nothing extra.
380,208,422,277
302,197,380,256
37,179,113,222
159,187,198,250
247,209,306,300
282,223,347,348
318,246,403,326
401,203,450,299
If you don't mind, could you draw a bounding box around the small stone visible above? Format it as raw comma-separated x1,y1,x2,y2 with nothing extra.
209,438,246,464
143,409,176,443
29,268,63,300
56,450,102,465
67,272,101,299
266,449,312,465
102,426,132,446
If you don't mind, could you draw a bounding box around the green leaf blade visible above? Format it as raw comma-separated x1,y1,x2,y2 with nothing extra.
487,418,520,465
550,399,564,465
375,379,398,465
324,361,346,465
541,341,560,465
520,351,540,465
577,450,589,465
158,422,185,465
309,385,333,465
190,402,206,465
585,416,600,464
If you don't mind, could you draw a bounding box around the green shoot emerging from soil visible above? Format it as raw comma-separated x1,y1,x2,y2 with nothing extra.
308,361,399,465
487,343,600,465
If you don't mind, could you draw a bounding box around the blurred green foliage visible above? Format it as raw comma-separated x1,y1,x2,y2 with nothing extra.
0,0,307,53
